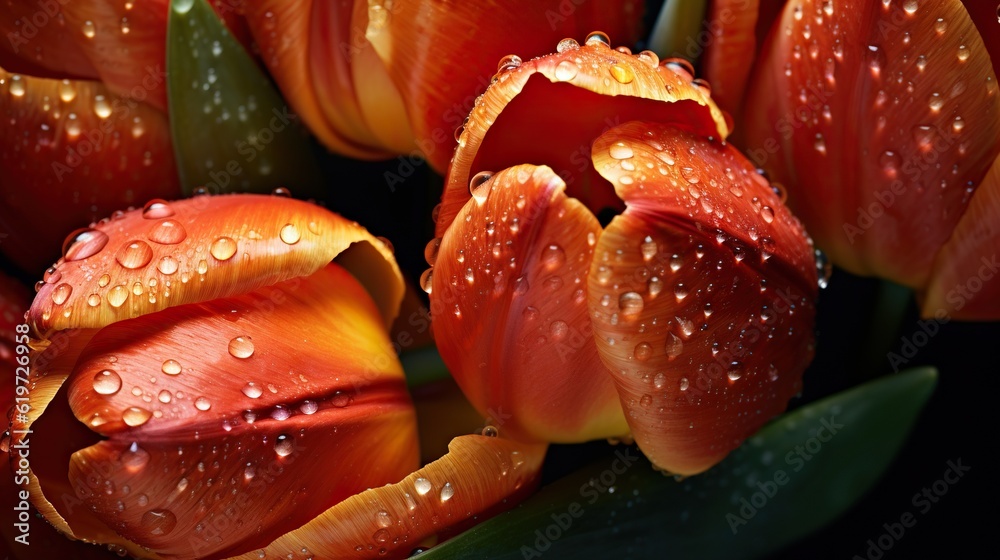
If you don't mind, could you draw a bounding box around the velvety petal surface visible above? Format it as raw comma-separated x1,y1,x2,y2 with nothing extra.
702,0,760,117
365,1,646,172
0,68,179,274
437,39,730,239
923,153,1000,320
28,194,403,334
228,435,547,560
431,165,628,443
743,0,1000,286
588,121,818,475
61,264,416,558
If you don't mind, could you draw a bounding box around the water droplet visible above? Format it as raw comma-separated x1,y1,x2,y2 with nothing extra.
555,60,579,81
903,0,918,14
87,293,101,307
727,361,744,381
63,228,109,261
279,224,300,244
157,256,179,275
813,133,827,155
161,359,181,375
94,370,122,395
424,237,442,266
880,150,902,174
414,477,432,496
122,407,152,427
228,336,255,359
634,342,652,362
107,285,129,308
469,171,493,202
157,390,172,404
648,276,663,297
496,54,522,72
210,236,237,261
665,333,683,360
439,482,455,502
609,141,634,160
194,397,211,411
51,283,72,305
274,434,294,457
116,240,153,270
300,400,318,415
242,382,262,399
93,94,112,119
541,244,565,269
556,38,579,53
122,442,150,471
585,31,610,47
82,20,96,39
147,219,187,245
935,17,947,34
679,377,690,391
815,249,832,288
140,509,177,537
331,391,352,408
481,425,499,437
928,92,943,112
957,44,969,62
420,268,434,294
619,292,644,316
640,236,657,261
610,64,635,84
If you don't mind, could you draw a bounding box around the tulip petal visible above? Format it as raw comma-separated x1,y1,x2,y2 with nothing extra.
702,0,759,117
59,264,417,558
241,0,393,159
0,273,31,374
0,68,179,274
436,40,730,238
166,0,322,196
588,121,818,475
0,3,99,81
365,1,647,172
743,0,1000,286
226,435,547,560
923,153,1000,320
28,194,403,334
432,164,628,443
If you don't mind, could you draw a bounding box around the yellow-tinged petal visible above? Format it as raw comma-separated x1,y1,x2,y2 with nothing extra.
923,153,1000,320
432,165,628,443
58,264,416,558
28,194,403,334
588,122,817,474
437,38,729,239
227,435,547,560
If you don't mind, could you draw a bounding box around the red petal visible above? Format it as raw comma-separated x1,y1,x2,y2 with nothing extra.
226,435,547,560
588,122,817,474
743,0,1000,287
365,1,646,172
0,69,179,275
923,153,1000,320
0,4,99,81
28,194,403,334
702,0,760,117
63,264,417,557
436,39,730,239
431,165,627,443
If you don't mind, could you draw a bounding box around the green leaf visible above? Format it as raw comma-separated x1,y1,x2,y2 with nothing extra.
166,0,321,196
421,367,937,559
648,0,710,62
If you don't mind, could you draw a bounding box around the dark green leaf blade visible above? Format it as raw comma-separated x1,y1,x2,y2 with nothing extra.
166,0,321,196
421,367,937,560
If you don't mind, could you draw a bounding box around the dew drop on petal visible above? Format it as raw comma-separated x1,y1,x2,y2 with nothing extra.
228,336,254,359
93,370,122,395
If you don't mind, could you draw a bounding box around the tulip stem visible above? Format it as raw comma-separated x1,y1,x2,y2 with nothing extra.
648,0,710,61
861,280,914,378
401,346,453,387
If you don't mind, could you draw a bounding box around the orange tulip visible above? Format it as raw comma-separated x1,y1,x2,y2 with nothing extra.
14,194,544,558
0,0,253,274
427,35,819,475
718,0,1000,319
241,0,646,171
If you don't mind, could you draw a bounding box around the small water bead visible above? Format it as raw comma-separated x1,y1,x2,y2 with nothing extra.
934,17,947,34
157,256,179,275
609,142,634,160
299,400,319,415
116,241,154,269
952,117,965,133
880,150,902,174
556,37,579,53
93,95,112,119
665,333,683,360
274,434,294,457
957,45,969,62
87,294,101,307
210,237,237,261
439,482,455,502
157,390,172,404
634,342,653,362
610,64,635,84
679,377,690,391
639,394,653,408
64,229,109,261
640,237,657,261
691,78,712,93
242,382,262,398
554,60,579,82
82,20,96,38
761,206,775,224
228,336,255,359
414,477,432,496
496,54,522,72
727,361,744,381
928,92,943,112
424,237,442,266
279,224,300,244
619,292,644,316
481,425,499,437
648,276,663,297
161,359,181,375
815,249,833,288
663,57,695,79
122,442,150,471
148,220,187,245
194,397,211,411
51,283,72,305
107,285,129,308
585,31,610,47
469,171,493,203
94,370,122,395
541,244,565,269
7,74,25,97
122,407,152,427
419,268,434,294
140,509,177,537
